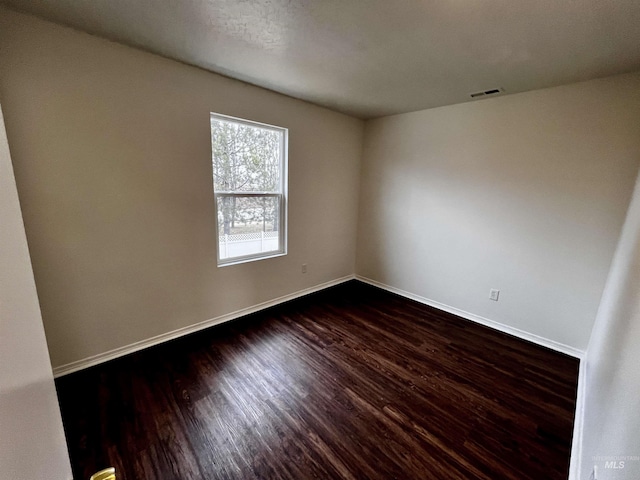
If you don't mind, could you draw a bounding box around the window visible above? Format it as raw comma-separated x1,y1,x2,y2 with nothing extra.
210,113,287,266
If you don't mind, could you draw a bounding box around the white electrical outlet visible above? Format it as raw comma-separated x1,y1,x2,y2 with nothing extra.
489,289,500,301
302,263,307,274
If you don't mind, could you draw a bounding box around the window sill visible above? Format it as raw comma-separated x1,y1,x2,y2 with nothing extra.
217,251,287,267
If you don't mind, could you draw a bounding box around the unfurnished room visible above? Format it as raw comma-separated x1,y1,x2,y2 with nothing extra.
0,1,639,480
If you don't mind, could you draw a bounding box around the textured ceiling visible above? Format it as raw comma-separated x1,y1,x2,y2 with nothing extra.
3,0,640,118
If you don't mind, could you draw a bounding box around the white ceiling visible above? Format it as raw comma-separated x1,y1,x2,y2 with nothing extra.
3,0,640,118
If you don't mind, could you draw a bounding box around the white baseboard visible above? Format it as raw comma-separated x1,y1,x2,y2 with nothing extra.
53,274,356,377
53,272,587,476
355,275,585,359
355,275,587,476
569,359,587,480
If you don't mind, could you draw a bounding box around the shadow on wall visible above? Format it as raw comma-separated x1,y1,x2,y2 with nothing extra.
580,173,640,480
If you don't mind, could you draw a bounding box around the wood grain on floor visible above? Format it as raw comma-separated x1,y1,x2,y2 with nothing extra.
56,281,579,480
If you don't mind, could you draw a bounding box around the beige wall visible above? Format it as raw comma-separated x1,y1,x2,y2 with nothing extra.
357,72,640,351
0,8,363,368
0,102,71,479
579,173,640,480
2,6,640,372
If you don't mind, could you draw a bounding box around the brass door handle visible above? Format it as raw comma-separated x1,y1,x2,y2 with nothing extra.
89,467,116,480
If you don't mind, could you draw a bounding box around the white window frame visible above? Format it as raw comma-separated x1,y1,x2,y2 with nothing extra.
210,112,288,267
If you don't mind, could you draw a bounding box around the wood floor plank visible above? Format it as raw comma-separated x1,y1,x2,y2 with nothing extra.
56,281,579,480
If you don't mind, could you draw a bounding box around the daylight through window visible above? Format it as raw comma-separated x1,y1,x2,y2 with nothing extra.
211,113,287,265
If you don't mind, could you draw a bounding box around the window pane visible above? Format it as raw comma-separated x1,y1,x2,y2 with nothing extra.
217,196,281,260
211,119,282,193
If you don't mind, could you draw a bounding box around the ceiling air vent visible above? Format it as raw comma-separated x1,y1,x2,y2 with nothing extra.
469,88,504,99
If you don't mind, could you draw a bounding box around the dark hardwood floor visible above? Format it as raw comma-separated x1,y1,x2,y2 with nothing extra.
56,281,579,480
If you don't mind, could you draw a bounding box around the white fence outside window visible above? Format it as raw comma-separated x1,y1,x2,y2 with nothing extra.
218,231,279,259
